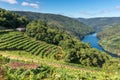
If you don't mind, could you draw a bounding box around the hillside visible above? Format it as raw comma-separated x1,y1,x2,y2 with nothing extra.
0,30,119,79
0,20,111,67
0,8,120,79
78,17,120,31
14,11,94,39
97,24,120,56
0,53,119,80
0,8,28,29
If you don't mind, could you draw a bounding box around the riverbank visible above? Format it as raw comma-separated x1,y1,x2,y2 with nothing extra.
98,43,120,58
82,33,120,58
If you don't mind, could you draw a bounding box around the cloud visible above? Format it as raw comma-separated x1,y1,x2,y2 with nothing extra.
115,6,120,10
21,1,39,9
80,11,94,16
80,9,110,17
0,0,17,4
99,10,110,14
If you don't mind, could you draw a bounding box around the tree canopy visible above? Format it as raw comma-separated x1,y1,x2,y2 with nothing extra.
26,20,111,67
0,8,29,29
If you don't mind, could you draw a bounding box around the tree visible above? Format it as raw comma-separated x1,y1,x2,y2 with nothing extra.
0,8,29,29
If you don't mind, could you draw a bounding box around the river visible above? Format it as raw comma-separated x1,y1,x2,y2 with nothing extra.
82,33,119,57
82,33,104,51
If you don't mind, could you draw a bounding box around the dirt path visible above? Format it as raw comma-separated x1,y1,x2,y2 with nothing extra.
0,51,98,73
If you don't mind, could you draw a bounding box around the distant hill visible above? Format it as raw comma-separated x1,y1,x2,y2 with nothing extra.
13,11,94,39
97,24,120,56
78,17,120,31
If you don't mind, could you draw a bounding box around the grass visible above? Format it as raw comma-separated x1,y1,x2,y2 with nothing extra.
0,50,120,80
0,50,100,71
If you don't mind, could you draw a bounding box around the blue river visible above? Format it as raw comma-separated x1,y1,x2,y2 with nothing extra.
82,33,104,51
82,33,119,57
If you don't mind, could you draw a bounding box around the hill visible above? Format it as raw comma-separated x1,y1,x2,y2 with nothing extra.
0,20,111,67
78,17,120,31
97,24,120,56
0,8,29,29
0,29,119,79
0,8,111,67
0,8,120,79
14,11,94,39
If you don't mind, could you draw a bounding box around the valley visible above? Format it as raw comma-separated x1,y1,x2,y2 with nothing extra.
79,17,120,57
0,7,120,80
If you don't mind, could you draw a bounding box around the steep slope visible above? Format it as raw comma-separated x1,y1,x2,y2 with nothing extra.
97,24,120,56
78,17,120,31
14,11,94,39
0,20,110,67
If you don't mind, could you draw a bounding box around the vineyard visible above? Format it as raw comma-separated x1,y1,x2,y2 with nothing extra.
0,54,119,80
0,8,120,80
0,31,119,80
0,31,64,60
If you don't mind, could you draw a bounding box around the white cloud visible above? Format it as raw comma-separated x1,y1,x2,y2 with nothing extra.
100,10,110,13
99,10,111,14
115,6,120,10
80,11,94,16
21,2,39,9
80,9,110,17
0,0,17,4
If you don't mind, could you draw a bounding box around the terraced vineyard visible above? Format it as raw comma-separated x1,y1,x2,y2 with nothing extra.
0,32,64,60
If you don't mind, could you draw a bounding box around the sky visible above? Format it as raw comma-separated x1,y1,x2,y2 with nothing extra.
0,0,120,18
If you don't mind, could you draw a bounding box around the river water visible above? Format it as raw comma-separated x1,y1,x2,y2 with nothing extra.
82,33,104,51
82,33,119,57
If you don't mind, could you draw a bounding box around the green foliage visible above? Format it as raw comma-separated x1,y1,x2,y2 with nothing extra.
103,58,120,70
4,65,54,80
26,20,110,67
64,48,110,67
97,24,120,55
0,8,29,29
0,55,10,80
0,32,64,60
0,55,10,65
26,20,70,45
1,58,119,80
14,11,94,39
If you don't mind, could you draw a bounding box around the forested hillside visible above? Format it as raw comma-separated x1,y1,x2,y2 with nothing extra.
0,8,29,29
26,20,111,67
14,11,94,39
0,8,111,67
0,8,120,79
78,17,120,31
97,24,120,56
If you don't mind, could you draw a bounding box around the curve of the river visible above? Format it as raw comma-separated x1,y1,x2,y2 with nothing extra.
82,33,119,58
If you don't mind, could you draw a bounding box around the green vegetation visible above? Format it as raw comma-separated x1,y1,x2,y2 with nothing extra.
4,64,54,80
0,29,110,67
97,24,120,56
0,8,119,79
0,8,29,29
0,54,120,80
26,20,111,67
26,20,71,45
79,17,120,31
0,31,64,60
14,11,94,39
